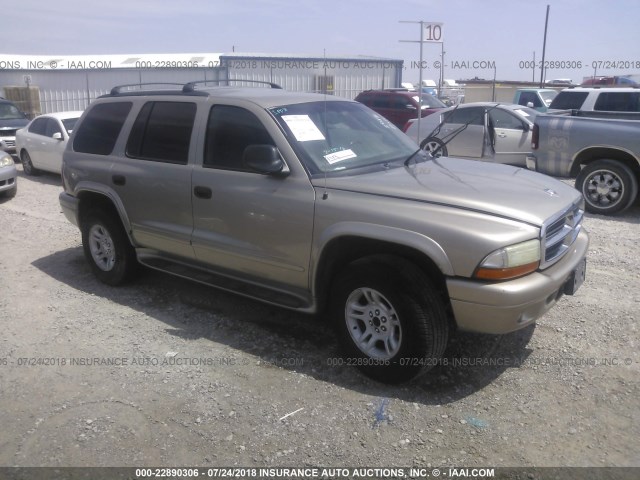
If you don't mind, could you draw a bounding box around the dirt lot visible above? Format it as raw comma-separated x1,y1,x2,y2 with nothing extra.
0,165,638,472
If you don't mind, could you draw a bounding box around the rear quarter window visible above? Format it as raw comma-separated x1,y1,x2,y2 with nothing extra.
73,102,132,155
549,92,589,110
593,92,640,112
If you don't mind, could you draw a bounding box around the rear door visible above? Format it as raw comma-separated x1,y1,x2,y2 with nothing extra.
438,106,485,158
109,100,197,259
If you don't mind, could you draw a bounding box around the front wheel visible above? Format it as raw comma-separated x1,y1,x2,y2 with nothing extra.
329,256,449,384
420,137,448,158
81,210,138,285
575,160,638,215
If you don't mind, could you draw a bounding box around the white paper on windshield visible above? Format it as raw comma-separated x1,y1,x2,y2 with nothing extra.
514,109,530,117
282,115,325,141
324,149,357,164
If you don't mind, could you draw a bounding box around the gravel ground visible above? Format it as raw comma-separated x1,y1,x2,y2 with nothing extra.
0,165,638,472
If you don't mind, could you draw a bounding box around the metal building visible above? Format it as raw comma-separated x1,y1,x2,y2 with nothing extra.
0,52,403,115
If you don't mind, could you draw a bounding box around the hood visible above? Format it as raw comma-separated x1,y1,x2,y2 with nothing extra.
315,157,581,226
0,118,29,129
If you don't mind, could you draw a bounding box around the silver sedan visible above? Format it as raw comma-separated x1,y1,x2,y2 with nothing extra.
404,103,539,167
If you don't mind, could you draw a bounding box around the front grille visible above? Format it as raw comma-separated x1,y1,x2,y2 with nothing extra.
2,139,16,147
540,201,583,269
0,129,17,137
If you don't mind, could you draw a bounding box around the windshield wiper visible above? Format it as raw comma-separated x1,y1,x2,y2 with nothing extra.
404,148,425,167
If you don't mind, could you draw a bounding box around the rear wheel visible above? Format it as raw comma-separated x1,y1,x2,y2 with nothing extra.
329,256,449,384
575,160,638,215
81,210,138,285
21,150,40,176
420,137,448,158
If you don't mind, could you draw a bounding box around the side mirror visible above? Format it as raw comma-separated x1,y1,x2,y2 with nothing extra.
243,145,288,176
526,101,534,108
522,122,530,132
52,132,63,141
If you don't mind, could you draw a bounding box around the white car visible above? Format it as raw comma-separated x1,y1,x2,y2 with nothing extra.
404,103,538,167
16,111,83,175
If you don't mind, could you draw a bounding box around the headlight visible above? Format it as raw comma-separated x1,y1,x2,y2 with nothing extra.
474,239,541,280
0,154,15,167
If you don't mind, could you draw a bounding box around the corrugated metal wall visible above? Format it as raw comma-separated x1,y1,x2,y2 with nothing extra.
1,68,225,114
0,55,403,113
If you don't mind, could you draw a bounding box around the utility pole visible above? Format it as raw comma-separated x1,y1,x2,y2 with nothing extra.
400,21,443,145
539,5,550,87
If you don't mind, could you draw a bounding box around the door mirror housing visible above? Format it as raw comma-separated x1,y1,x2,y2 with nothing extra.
243,145,289,176
52,132,63,140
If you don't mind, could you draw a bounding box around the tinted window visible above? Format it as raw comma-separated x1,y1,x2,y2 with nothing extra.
73,102,132,155
0,102,27,120
489,109,524,130
371,97,389,108
29,118,48,136
444,107,484,125
518,92,541,108
126,102,196,164
204,105,275,171
594,92,640,112
45,118,62,137
549,92,589,110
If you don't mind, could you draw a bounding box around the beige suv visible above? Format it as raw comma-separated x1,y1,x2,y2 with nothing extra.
59,82,589,383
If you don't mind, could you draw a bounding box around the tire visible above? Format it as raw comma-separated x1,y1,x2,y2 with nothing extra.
81,210,138,286
328,256,449,384
420,137,448,158
21,150,40,176
575,160,638,215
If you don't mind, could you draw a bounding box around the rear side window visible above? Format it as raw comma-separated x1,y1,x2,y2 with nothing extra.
204,105,275,171
126,101,197,164
594,92,640,112
73,102,132,155
444,107,484,125
549,92,588,110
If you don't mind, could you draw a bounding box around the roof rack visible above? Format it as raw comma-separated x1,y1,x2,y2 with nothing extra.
182,79,282,92
109,83,185,95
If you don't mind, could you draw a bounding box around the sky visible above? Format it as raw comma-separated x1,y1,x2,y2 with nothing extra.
4,0,640,84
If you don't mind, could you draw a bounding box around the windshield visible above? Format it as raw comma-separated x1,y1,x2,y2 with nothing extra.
413,95,446,108
270,101,417,175
0,103,27,120
540,90,558,105
62,117,80,134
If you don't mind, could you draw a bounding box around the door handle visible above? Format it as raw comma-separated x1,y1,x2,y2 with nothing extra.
112,174,126,186
193,186,212,199
497,132,507,138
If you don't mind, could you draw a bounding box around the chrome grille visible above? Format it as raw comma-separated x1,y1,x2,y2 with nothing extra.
0,129,17,137
540,201,583,269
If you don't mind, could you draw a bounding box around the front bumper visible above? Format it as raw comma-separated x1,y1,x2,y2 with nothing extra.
0,165,17,193
446,229,588,334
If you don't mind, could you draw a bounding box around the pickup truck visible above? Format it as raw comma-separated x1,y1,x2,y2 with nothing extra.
530,115,640,214
513,88,558,112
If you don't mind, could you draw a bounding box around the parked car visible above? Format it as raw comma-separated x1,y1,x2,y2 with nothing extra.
0,151,17,198
16,111,83,175
513,88,558,112
60,82,587,383
404,103,538,167
548,87,640,120
355,89,445,130
0,99,30,155
581,76,638,86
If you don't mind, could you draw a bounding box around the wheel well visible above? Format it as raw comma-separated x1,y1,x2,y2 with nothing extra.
315,236,449,314
77,191,122,228
572,148,640,177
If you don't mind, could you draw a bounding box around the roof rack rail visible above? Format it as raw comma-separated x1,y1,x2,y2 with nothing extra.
182,79,282,92
109,83,185,95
